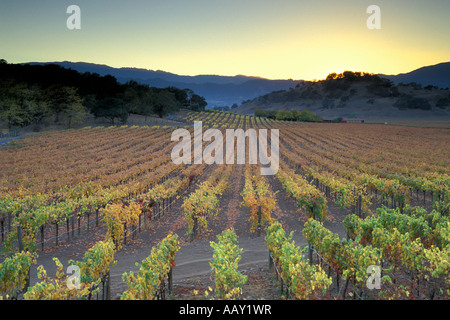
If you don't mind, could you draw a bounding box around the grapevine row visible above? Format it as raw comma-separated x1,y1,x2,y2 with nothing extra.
240,165,276,234
182,164,232,238
265,221,332,299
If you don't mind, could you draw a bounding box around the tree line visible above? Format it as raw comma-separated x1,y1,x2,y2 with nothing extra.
254,109,322,122
0,60,207,129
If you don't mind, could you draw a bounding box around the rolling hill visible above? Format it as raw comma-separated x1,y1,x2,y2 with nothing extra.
235,71,450,121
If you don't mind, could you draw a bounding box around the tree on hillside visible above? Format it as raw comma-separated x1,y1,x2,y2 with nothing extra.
0,99,32,128
189,93,207,112
93,97,128,125
0,61,209,127
394,95,431,110
297,110,322,122
254,109,267,117
141,93,156,121
152,90,178,118
253,109,321,122
167,87,189,107
63,100,87,128
275,110,293,121
0,82,47,128
122,85,141,114
44,85,84,123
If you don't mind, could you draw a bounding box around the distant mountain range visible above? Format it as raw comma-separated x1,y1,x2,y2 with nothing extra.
379,62,450,89
24,61,450,108
24,61,302,107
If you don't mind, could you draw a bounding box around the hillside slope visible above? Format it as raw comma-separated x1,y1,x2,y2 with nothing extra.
235,72,450,121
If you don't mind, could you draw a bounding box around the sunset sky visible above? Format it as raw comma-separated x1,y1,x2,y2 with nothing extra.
0,0,449,80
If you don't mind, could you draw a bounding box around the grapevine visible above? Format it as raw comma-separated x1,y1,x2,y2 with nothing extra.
121,232,180,300
209,228,247,300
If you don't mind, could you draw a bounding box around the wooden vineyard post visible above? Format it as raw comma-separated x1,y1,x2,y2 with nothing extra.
312,202,316,221
71,215,75,238
106,270,111,300
159,279,166,300
123,223,127,245
268,251,273,272
193,217,198,239
257,205,262,237
168,268,173,295
191,217,198,242
400,192,405,213
102,274,106,300
8,212,12,232
55,221,59,246
336,273,340,293
66,218,70,241
17,224,31,295
132,223,136,240
280,273,284,295
146,206,150,224
40,225,45,251
17,225,24,252
358,194,362,218
342,278,350,299
103,270,111,300
1,219,4,243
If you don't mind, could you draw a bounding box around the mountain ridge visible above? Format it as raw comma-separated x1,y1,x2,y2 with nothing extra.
23,61,450,108
379,62,450,89
23,61,302,106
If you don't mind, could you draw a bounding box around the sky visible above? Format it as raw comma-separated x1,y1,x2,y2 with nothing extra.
0,0,449,80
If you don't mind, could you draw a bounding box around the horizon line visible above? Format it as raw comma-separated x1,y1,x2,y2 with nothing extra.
7,58,450,82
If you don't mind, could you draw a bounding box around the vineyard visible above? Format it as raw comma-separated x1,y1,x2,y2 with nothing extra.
0,111,448,300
